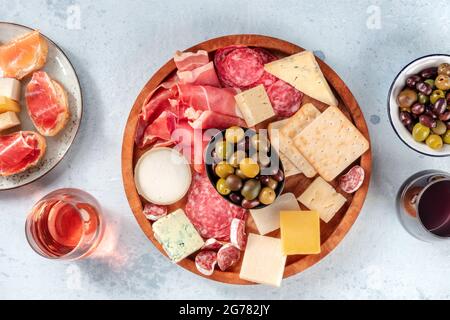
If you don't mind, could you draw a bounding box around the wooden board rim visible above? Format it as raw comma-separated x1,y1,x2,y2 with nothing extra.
121,34,372,285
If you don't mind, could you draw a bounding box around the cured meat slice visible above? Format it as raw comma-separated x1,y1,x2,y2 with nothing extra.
174,50,209,72
266,80,303,117
252,48,278,64
0,131,46,176
143,203,168,221
141,111,177,147
255,71,278,89
230,218,247,250
25,71,70,136
339,165,365,194
214,45,244,88
195,251,218,276
177,62,220,87
188,110,246,130
201,238,223,251
221,47,265,88
217,244,240,271
185,173,247,240
177,84,242,119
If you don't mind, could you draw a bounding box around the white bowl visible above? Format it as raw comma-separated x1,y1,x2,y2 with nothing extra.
388,54,450,157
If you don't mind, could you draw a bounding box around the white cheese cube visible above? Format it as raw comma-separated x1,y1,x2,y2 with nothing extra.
0,111,21,132
0,78,21,102
235,84,275,127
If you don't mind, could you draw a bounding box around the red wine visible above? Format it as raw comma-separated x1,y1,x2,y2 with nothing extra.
418,180,450,237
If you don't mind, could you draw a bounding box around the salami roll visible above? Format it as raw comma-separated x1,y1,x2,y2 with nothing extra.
339,165,365,194
230,218,247,250
201,238,223,251
217,244,240,271
143,203,168,221
195,251,218,276
266,80,303,117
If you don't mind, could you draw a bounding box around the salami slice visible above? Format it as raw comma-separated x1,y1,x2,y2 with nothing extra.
222,48,265,88
230,218,247,250
202,238,224,251
339,165,365,194
214,45,244,88
195,251,218,276
254,71,277,89
143,203,168,221
217,244,240,271
185,173,247,240
252,48,278,64
266,80,303,117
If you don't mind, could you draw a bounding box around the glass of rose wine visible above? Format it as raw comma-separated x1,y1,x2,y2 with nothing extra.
25,188,104,260
396,170,450,242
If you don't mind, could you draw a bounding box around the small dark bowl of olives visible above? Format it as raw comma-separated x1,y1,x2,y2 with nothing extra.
388,54,450,157
204,126,285,210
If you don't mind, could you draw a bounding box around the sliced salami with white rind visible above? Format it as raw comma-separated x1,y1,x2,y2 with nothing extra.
217,244,240,271
195,251,218,276
230,218,247,250
339,165,365,194
143,203,168,221
201,238,224,251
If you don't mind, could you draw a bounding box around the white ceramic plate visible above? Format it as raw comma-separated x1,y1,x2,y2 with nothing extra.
388,54,450,157
0,22,83,190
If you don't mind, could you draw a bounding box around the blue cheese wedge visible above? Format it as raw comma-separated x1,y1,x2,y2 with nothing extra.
235,84,275,127
152,209,204,263
264,51,338,107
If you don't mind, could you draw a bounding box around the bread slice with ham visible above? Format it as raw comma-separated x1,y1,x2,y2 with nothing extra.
0,131,46,176
25,71,70,136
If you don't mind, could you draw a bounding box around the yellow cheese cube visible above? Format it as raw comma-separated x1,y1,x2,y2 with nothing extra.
235,84,275,127
0,78,21,101
280,211,321,255
0,96,21,113
0,111,21,132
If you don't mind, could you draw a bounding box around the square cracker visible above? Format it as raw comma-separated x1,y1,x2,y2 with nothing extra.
280,103,321,139
294,106,369,181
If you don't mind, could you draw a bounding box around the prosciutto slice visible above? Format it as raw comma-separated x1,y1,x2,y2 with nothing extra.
141,111,177,147
174,50,209,71
178,84,242,119
189,110,246,130
0,131,44,176
177,62,220,87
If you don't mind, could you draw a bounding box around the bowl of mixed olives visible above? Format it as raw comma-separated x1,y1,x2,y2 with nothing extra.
205,126,285,210
388,54,450,156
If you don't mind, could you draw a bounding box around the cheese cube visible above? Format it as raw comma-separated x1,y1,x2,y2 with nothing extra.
280,211,321,255
298,177,347,223
0,96,21,113
0,111,21,132
250,193,300,235
239,234,286,287
264,51,338,107
235,84,275,127
152,208,204,263
0,78,21,101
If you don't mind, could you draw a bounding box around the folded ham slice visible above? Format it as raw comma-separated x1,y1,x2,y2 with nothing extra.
174,50,209,72
177,62,220,87
189,110,246,130
141,111,177,147
0,131,46,176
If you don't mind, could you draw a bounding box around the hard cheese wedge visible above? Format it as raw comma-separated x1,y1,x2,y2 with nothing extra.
0,111,20,132
250,193,300,235
264,51,338,107
280,211,321,255
0,78,21,101
239,233,286,287
0,96,21,113
294,106,369,181
152,208,204,263
235,84,275,127
298,177,347,223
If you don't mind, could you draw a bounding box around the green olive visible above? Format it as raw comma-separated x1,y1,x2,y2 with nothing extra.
239,158,260,178
432,120,447,135
426,134,443,150
430,90,446,105
215,141,233,159
397,89,418,108
235,168,248,180
435,74,450,91
225,126,245,143
251,152,271,167
225,174,243,192
258,187,276,205
228,150,246,168
241,179,261,201
424,79,435,89
412,123,431,142
216,178,231,195
418,93,430,105
438,63,450,76
443,130,450,144
215,161,234,178
250,134,269,153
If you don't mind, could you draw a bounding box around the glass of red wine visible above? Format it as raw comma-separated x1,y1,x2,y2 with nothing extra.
25,188,104,260
397,170,450,242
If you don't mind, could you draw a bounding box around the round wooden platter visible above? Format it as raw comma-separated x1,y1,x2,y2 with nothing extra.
122,34,372,285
